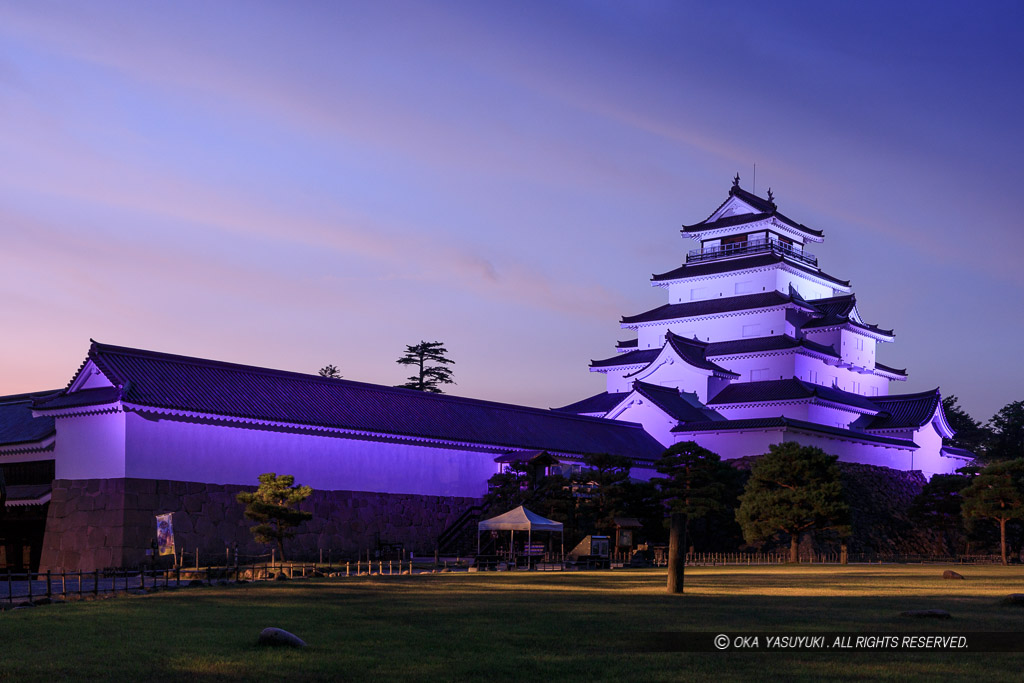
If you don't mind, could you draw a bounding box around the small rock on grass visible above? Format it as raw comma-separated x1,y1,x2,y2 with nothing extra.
900,609,951,619
258,627,307,648
942,570,966,580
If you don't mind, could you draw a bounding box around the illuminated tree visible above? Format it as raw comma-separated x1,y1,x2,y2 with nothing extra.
736,442,851,563
396,341,455,393
236,473,313,560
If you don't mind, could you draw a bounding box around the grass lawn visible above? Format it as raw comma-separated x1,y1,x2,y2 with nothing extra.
1,565,1022,682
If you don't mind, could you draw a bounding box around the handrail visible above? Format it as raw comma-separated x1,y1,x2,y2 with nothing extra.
687,238,817,266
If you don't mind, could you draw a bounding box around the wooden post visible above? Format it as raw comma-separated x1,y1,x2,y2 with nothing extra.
667,512,686,594
93,569,99,596
46,570,52,599
346,561,350,577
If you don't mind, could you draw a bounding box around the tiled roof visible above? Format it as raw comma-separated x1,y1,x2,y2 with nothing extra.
940,446,975,460
633,382,724,423
874,362,908,377
651,252,851,287
552,391,627,416
590,349,660,369
663,333,740,376
708,378,881,412
3,483,52,506
867,389,941,430
0,391,58,447
682,212,772,233
673,416,917,448
621,291,798,325
36,342,664,461
807,294,856,319
616,339,638,350
705,335,839,359
801,296,894,338
682,186,824,239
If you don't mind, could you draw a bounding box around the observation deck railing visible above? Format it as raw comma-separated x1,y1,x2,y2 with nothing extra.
686,238,817,267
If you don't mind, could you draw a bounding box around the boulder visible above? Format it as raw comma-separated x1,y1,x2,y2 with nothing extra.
274,572,289,581
900,609,951,619
942,570,966,580
1000,594,1024,606
257,627,307,648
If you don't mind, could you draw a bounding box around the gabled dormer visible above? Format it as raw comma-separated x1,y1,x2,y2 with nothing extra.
624,331,739,402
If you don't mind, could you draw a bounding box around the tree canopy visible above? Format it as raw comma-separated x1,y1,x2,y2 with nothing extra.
986,401,1024,463
236,473,313,560
961,458,1024,565
736,442,851,563
318,364,342,379
652,441,744,551
396,341,455,393
942,395,990,457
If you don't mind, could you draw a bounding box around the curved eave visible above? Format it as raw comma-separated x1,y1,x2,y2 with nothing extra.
621,298,800,329
803,321,895,342
651,258,851,292
711,396,879,417
681,215,824,243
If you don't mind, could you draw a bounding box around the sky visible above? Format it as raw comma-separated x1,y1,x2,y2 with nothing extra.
1,0,1022,423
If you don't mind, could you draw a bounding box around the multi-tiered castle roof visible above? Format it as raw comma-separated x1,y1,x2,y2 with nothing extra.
558,178,970,477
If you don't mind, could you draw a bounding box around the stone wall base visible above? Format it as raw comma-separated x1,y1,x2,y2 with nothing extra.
39,478,479,572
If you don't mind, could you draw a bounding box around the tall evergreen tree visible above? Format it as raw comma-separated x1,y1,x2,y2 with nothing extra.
578,453,632,532
986,400,1024,463
961,458,1024,565
236,473,313,561
908,472,971,555
736,442,851,563
652,441,743,552
396,341,455,393
941,395,990,457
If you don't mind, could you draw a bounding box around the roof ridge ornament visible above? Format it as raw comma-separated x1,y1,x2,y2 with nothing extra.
732,173,740,188
767,188,775,206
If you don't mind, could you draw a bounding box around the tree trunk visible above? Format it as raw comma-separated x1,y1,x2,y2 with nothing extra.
667,512,686,594
840,542,848,565
1000,517,1007,566
789,533,799,564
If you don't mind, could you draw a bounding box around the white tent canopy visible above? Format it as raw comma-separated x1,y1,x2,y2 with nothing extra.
478,505,563,532
477,505,564,565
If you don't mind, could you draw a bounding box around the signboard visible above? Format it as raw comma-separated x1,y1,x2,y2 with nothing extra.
156,513,175,556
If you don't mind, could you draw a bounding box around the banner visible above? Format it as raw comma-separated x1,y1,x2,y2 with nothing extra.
156,513,175,556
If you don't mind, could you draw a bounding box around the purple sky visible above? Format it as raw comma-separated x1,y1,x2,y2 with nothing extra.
1,1,1021,424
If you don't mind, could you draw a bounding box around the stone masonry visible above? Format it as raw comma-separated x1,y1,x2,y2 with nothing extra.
39,478,479,572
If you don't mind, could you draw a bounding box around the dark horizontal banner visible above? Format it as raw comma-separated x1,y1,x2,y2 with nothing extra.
629,632,1024,653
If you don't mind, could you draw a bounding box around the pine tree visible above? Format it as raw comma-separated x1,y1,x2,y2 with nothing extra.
396,341,455,393
318,364,342,379
961,459,1024,565
908,472,971,555
652,441,743,552
236,473,313,561
736,442,851,563
987,401,1024,463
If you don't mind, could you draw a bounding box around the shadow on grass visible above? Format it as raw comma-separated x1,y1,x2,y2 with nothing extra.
2,566,1023,682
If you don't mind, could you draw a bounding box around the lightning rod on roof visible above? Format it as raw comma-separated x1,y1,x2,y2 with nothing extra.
753,162,756,194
